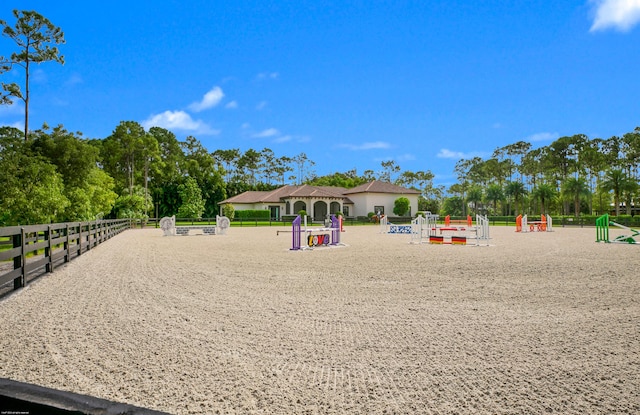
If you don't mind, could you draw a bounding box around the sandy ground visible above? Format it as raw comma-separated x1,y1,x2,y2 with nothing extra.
0,224,638,414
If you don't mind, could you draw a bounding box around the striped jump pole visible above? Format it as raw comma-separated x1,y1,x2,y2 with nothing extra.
291,215,302,250
331,214,340,246
475,214,490,246
379,215,389,233
410,214,425,243
595,214,609,243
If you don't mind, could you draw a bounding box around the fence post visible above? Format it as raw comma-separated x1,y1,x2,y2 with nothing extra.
78,223,83,256
65,224,70,263
45,225,53,273
87,222,92,250
12,228,25,290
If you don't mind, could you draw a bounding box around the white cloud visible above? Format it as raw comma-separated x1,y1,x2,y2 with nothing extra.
437,148,487,159
0,121,23,130
225,100,238,109
141,110,220,135
31,69,47,83
339,141,391,151
65,73,83,86
590,0,640,32
52,97,69,106
396,153,417,162
252,128,280,138
437,149,467,159
256,72,279,80
0,102,23,115
256,101,268,110
526,131,559,142
188,86,224,112
273,135,292,143
275,135,311,144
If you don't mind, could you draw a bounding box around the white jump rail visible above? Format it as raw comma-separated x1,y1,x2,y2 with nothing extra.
160,215,230,236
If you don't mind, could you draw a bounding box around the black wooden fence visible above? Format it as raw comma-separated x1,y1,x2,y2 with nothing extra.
0,219,130,294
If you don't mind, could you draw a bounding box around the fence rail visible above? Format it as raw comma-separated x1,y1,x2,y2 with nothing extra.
0,219,130,294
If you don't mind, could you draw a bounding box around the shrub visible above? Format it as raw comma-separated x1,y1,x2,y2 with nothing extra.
177,177,205,219
222,203,235,219
393,197,410,216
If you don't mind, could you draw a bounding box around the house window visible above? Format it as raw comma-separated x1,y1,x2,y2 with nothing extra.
343,206,349,217
269,206,280,220
286,201,290,215
374,206,384,216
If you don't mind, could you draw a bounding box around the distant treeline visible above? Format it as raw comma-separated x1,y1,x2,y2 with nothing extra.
0,123,638,226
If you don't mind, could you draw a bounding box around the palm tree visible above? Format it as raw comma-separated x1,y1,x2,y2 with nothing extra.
485,184,504,215
599,169,632,216
531,183,556,214
505,181,527,215
467,186,484,215
562,177,590,216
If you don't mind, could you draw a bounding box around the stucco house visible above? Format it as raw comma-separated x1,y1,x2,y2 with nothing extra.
218,180,420,221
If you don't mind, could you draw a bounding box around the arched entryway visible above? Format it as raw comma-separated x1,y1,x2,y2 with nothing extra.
313,201,328,221
330,201,341,215
293,201,306,215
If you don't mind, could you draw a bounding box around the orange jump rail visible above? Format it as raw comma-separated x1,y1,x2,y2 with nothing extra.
444,215,473,227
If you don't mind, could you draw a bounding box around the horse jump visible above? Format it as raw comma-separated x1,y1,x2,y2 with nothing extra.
291,214,342,250
596,214,639,244
160,216,230,236
515,214,553,233
379,215,413,234
411,214,489,246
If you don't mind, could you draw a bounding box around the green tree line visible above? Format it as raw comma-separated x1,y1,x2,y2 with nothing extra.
4,119,637,225
0,122,329,225
444,132,640,218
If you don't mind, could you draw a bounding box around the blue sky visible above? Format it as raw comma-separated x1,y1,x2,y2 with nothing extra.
1,1,639,187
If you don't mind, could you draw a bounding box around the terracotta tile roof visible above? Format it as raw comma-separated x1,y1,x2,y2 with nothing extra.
219,185,336,204
219,181,415,204
343,180,420,195
220,191,274,204
288,185,347,198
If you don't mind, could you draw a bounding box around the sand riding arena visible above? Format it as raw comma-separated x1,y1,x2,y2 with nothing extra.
0,225,638,414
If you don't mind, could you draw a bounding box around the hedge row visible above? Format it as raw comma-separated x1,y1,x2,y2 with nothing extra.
234,210,271,220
